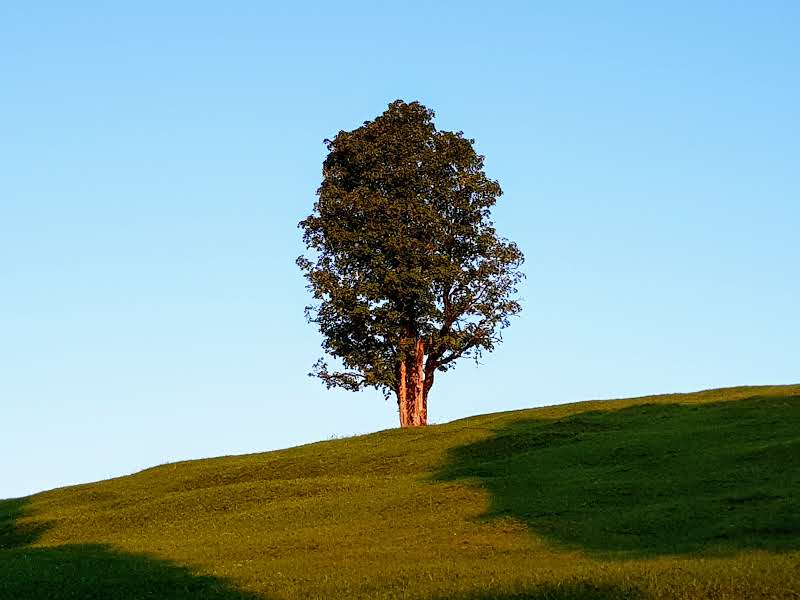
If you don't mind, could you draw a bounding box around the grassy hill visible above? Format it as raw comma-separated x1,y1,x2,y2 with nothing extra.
2,385,799,599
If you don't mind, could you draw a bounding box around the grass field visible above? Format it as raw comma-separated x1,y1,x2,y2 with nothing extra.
2,385,799,599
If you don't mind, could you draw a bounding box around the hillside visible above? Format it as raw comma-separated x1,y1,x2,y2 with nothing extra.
2,385,799,599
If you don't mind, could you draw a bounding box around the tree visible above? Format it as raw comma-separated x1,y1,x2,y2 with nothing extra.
297,100,524,427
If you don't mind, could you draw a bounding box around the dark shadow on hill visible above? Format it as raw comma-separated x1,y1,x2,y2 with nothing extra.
428,581,642,599
0,499,265,600
0,498,51,549
436,394,800,558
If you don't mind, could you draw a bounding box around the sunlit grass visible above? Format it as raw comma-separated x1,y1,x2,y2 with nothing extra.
2,384,798,599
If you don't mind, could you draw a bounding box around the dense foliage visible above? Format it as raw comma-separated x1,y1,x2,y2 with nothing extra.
298,100,523,425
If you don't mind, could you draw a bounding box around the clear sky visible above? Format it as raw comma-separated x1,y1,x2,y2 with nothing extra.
2,2,798,499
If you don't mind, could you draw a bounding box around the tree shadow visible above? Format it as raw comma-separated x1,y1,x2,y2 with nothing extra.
0,498,51,550
0,499,264,600
436,395,800,558
428,582,642,599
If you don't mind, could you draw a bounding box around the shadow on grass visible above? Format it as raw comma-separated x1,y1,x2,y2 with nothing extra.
436,395,800,558
0,498,51,550
0,499,263,600
430,582,642,599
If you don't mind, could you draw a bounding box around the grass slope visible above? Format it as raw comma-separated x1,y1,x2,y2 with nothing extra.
2,385,799,599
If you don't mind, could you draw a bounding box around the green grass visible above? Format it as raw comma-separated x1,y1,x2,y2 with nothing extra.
2,385,799,599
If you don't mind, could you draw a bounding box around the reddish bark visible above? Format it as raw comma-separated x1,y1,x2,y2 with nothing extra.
397,360,410,428
396,338,429,427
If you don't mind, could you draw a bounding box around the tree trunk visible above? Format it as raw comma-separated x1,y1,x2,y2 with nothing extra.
412,338,426,426
397,338,428,428
396,360,410,428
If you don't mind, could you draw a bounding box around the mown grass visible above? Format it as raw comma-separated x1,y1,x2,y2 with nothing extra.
2,385,799,599
438,396,800,557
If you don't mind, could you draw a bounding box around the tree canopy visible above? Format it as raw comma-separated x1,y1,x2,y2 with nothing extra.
298,100,523,427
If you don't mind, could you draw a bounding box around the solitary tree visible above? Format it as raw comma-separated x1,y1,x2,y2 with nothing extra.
298,100,524,427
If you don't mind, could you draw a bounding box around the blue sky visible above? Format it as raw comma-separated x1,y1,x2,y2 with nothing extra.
1,2,798,499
